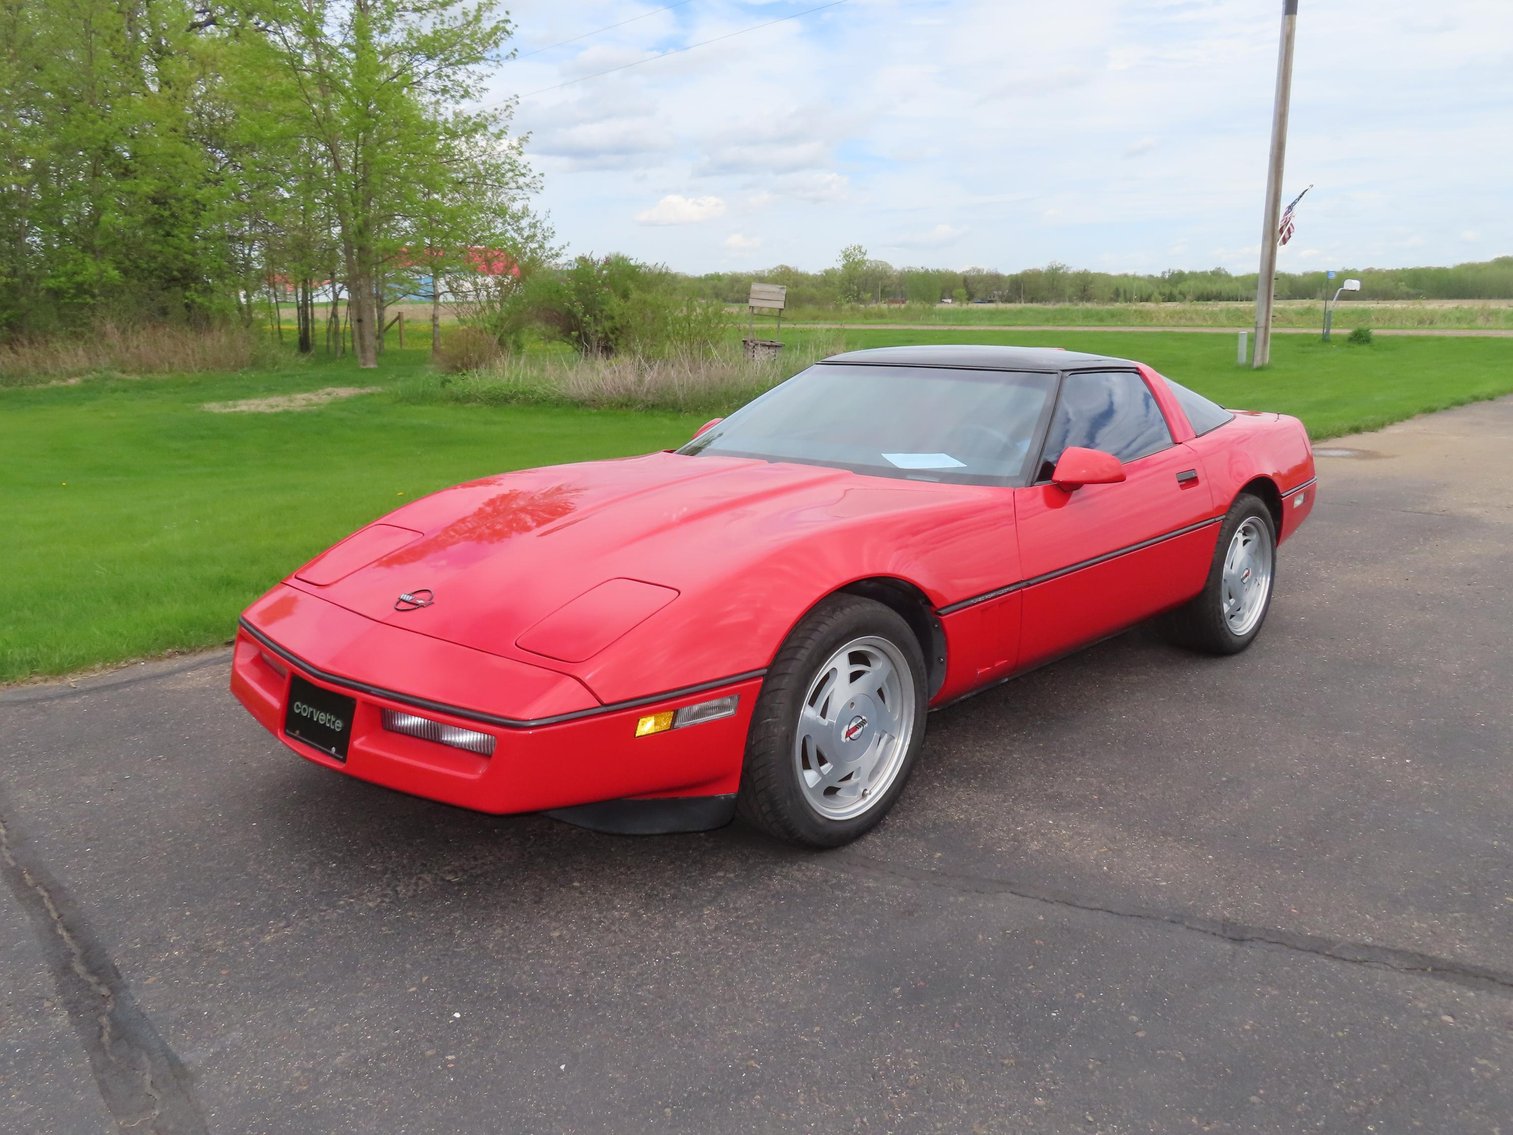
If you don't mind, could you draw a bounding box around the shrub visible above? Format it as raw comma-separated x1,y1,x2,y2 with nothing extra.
434,326,504,373
479,254,732,359
1348,327,1374,345
616,290,730,358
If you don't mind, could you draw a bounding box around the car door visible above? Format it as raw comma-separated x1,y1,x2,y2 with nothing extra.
1013,368,1218,669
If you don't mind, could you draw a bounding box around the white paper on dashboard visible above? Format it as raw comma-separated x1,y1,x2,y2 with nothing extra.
881,452,967,469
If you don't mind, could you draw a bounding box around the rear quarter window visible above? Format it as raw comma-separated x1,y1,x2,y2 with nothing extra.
1164,377,1235,436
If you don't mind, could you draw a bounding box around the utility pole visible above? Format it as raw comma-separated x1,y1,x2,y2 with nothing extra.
1252,0,1299,369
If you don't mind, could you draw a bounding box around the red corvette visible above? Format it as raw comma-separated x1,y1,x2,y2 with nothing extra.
232,345,1315,846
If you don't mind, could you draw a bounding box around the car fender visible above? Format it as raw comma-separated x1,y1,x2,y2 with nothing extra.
564,496,1019,706
1186,413,1316,541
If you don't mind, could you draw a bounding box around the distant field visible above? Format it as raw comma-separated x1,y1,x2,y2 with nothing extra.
4,330,1510,682
779,299,1513,330
282,297,1513,337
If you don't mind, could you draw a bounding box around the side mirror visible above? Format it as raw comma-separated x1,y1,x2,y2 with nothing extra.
692,417,723,440
1051,446,1125,491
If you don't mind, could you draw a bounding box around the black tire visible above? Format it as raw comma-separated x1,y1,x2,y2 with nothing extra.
1160,492,1277,655
738,595,928,848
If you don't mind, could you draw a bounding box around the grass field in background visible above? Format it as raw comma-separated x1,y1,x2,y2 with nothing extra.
779,299,1513,330
280,297,1513,337
4,329,1510,683
1,347,703,682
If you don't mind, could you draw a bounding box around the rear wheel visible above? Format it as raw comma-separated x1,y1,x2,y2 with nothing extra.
738,596,928,847
1161,492,1276,655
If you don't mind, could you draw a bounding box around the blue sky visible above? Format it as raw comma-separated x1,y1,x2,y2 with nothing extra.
489,0,1513,275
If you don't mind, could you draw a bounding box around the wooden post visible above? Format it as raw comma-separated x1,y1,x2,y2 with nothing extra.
745,282,788,350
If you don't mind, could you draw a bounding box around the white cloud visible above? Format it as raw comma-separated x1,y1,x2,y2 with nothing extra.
533,122,673,169
494,0,1513,273
885,224,968,250
724,233,762,251
634,195,728,226
774,172,853,205
695,140,834,178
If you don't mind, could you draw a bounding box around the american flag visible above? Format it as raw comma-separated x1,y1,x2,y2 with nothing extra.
1278,185,1311,246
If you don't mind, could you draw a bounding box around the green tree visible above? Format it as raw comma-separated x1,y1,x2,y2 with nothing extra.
901,268,944,304
236,0,530,367
404,131,554,355
0,0,239,335
962,268,1006,302
837,243,868,304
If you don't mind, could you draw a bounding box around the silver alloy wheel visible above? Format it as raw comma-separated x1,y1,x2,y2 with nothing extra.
1221,516,1274,637
793,635,918,821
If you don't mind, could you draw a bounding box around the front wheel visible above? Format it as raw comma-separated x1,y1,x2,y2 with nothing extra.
1161,493,1277,655
738,596,928,847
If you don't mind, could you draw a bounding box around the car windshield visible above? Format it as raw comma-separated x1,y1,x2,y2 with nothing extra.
678,363,1058,485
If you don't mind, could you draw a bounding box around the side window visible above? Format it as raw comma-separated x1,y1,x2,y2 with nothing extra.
1036,370,1173,481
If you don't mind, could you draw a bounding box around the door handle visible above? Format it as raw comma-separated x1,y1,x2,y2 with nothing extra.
1175,469,1199,485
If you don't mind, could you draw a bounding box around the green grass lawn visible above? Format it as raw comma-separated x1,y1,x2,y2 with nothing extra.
3,330,1510,683
1,347,704,682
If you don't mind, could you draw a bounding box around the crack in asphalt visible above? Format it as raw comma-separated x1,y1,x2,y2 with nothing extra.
832,853,1513,998
0,805,208,1135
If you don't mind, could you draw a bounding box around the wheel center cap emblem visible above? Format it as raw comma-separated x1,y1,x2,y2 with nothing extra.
394,589,435,611
843,715,868,743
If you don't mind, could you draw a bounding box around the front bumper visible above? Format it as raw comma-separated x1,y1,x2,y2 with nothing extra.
231,587,760,815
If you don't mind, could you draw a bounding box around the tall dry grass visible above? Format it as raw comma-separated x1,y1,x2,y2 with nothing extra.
0,323,273,386
402,337,845,414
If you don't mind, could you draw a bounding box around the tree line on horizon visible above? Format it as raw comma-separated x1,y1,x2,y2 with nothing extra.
681,247,1513,309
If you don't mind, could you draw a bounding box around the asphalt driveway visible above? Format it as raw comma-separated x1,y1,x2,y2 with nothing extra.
4,396,1512,1134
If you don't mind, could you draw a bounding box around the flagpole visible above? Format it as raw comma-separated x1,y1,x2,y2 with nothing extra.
1253,0,1299,369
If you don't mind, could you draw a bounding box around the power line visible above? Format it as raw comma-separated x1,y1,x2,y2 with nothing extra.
513,2,695,61
517,0,849,99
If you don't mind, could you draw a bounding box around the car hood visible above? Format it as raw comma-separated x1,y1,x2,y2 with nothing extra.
285,451,994,673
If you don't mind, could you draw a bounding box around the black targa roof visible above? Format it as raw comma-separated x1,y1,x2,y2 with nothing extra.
819,344,1138,372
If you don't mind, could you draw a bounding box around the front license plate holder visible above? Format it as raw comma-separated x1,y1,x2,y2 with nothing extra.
284,676,356,762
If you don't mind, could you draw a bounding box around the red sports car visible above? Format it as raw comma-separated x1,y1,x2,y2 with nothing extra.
232,345,1315,847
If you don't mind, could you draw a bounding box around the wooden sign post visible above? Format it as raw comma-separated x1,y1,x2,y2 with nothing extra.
744,282,787,360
